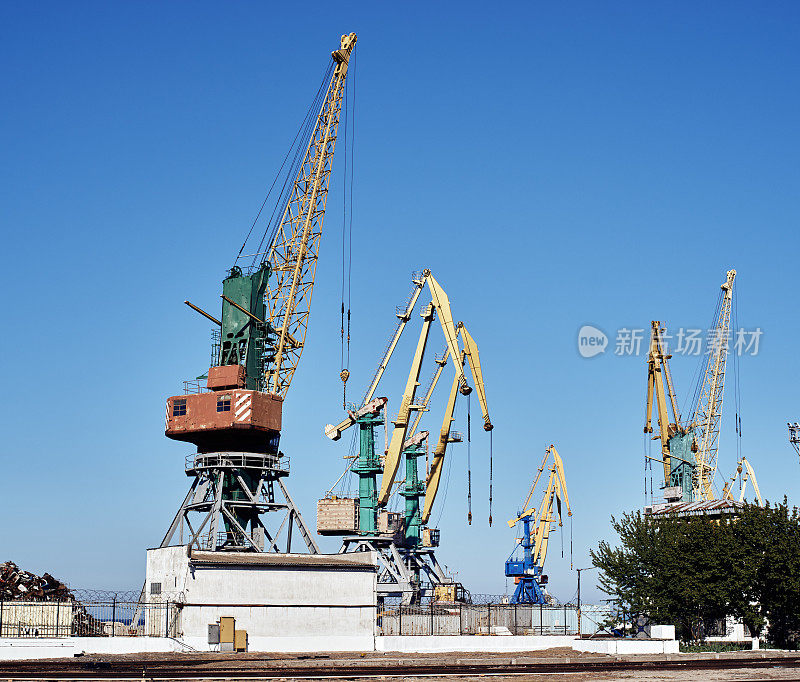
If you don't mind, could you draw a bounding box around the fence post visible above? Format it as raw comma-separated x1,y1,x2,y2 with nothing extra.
487,603,491,635
564,604,567,635
430,602,434,636
0,600,3,637
399,605,402,636
514,604,517,635
165,602,170,638
111,597,116,637
459,603,463,635
540,603,543,634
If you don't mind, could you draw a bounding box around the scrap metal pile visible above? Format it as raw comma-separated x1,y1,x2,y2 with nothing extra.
0,561,73,601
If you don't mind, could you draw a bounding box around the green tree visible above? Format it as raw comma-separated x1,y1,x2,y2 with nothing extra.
591,511,745,641
592,502,800,647
734,500,800,648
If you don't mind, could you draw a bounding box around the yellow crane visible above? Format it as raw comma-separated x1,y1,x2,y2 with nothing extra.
644,321,696,501
320,271,491,602
505,445,572,604
643,270,752,504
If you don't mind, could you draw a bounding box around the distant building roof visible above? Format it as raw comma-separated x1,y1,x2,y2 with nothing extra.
645,499,744,518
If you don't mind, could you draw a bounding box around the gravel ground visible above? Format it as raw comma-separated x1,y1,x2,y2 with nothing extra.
2,648,800,681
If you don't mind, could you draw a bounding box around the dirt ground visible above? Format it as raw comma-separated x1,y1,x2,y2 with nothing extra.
2,648,800,681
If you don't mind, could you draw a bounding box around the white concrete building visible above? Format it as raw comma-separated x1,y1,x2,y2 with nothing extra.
145,546,377,651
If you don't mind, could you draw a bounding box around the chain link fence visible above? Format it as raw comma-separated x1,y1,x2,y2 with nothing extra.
377,602,613,636
0,591,181,639
2,588,613,640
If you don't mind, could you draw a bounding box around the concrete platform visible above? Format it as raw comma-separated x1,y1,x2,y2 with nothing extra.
573,637,680,654
376,635,578,652
0,634,681,659
0,636,187,660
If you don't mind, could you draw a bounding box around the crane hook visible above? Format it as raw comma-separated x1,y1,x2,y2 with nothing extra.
340,369,350,409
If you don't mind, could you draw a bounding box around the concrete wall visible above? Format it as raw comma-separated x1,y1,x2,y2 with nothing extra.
145,546,377,648
0,637,186,660
375,635,577,652
573,638,680,654
706,619,750,643
650,625,676,640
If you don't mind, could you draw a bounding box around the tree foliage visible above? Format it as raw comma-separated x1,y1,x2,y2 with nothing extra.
591,500,800,647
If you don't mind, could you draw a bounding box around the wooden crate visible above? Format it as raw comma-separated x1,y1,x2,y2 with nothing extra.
317,497,358,535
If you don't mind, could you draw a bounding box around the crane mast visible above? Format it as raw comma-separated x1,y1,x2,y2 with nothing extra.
692,269,736,500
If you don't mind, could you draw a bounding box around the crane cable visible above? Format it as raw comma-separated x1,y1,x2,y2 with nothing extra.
235,62,334,268
732,280,742,462
488,430,493,527
467,393,472,525
339,47,357,407
686,290,724,423
570,516,573,570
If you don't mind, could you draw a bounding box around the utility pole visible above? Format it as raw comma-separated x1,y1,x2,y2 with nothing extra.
789,422,800,459
576,566,596,637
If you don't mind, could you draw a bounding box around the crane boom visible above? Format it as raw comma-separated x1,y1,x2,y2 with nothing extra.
531,448,571,568
421,322,492,523
693,269,736,500
408,350,449,438
362,276,427,405
325,270,489,442
421,372,460,524
721,457,762,506
426,274,468,394
265,33,357,398
645,321,682,484
377,304,436,505
458,323,493,431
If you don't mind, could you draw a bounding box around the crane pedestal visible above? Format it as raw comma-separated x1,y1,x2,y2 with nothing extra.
160,451,318,554
400,442,426,551
667,430,696,502
505,516,548,605
340,534,448,605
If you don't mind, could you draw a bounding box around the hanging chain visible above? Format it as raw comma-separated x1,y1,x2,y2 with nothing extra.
467,393,472,525
488,430,493,527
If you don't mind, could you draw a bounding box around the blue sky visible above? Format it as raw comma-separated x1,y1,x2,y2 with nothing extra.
1,2,798,603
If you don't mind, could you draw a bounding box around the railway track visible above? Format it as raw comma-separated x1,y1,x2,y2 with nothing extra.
1,652,800,680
